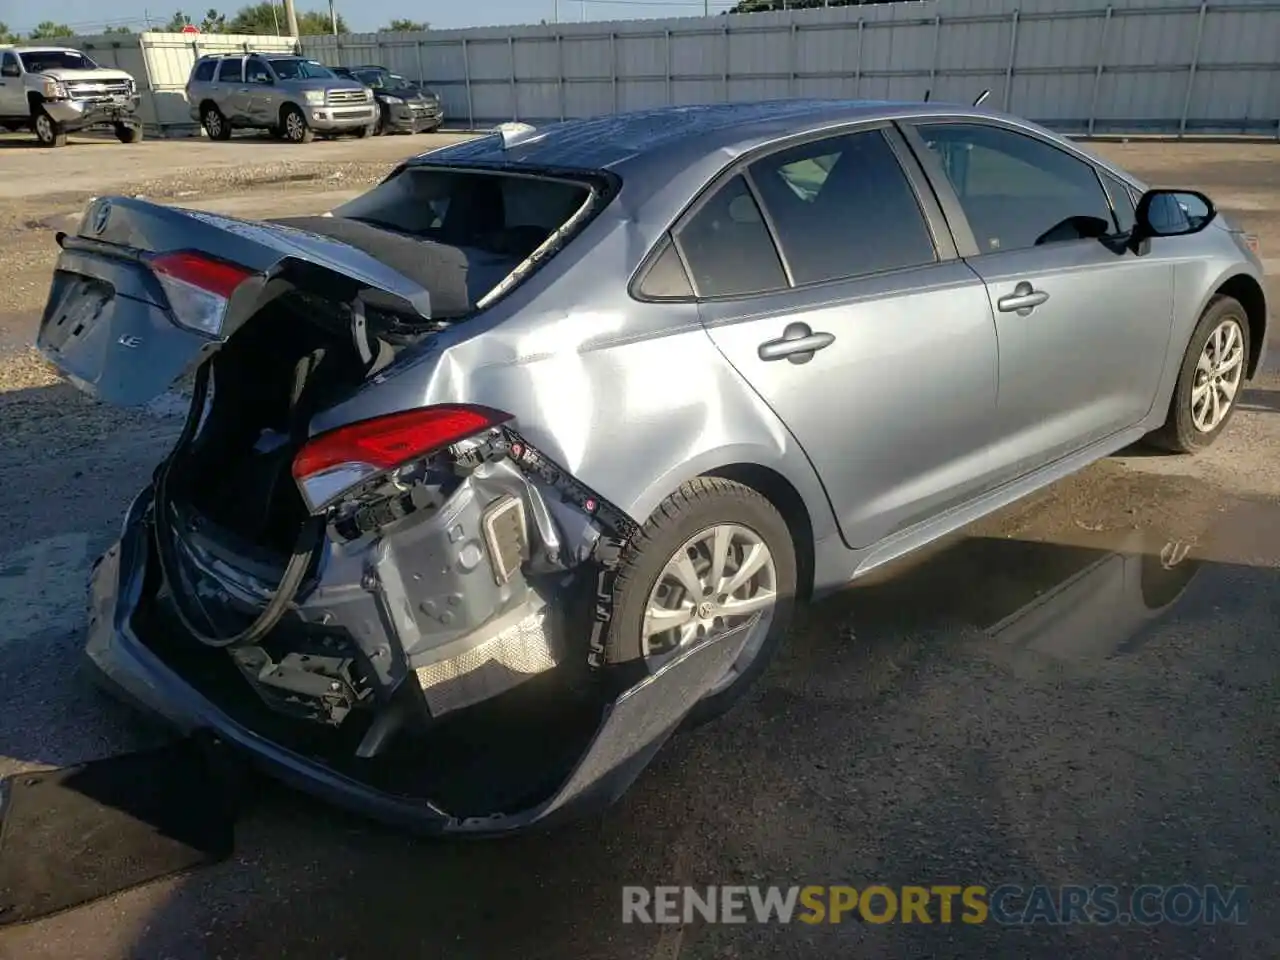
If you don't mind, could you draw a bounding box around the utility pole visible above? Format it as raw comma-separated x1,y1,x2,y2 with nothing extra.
554,0,559,22
704,0,709,14
282,0,300,38
329,0,338,35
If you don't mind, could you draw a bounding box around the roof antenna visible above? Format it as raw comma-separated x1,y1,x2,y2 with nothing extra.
973,89,991,107
923,89,931,102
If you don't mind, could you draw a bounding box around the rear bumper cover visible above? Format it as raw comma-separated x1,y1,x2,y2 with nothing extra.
85,488,752,836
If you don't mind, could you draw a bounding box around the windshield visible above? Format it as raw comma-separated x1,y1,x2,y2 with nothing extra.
355,68,394,88
267,58,333,80
19,51,98,72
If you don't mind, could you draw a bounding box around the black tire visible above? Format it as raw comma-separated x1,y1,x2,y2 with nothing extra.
202,104,231,141
113,122,143,144
354,123,374,139
375,104,389,135
598,477,798,726
281,105,313,144
32,107,66,147
1146,295,1251,453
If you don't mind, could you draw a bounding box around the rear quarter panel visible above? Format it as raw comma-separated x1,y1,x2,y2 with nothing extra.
312,210,842,554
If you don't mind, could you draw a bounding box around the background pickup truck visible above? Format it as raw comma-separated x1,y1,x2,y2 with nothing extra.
0,45,143,147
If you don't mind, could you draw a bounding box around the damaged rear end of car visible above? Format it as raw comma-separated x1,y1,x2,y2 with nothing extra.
42,161,758,834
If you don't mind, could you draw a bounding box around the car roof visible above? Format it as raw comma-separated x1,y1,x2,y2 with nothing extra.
11,46,84,54
415,99,1012,177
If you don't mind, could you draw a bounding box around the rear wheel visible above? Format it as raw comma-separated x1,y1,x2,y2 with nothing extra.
281,105,313,144
597,478,797,726
113,122,143,144
202,104,231,141
1147,295,1250,453
32,107,66,147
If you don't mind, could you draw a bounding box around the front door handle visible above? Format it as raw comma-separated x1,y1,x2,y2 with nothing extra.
997,281,1050,315
757,321,835,364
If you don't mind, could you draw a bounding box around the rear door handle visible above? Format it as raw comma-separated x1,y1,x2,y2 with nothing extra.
997,282,1050,315
757,322,835,364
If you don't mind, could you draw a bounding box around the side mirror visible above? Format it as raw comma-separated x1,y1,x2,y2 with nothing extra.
1133,188,1216,240
0,64,19,78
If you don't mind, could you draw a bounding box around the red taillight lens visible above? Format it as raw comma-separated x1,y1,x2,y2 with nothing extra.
151,251,252,298
292,404,512,511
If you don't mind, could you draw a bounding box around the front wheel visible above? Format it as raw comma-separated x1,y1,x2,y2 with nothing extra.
113,122,143,144
1146,295,1251,453
32,108,66,147
281,105,313,144
597,477,798,727
354,123,374,139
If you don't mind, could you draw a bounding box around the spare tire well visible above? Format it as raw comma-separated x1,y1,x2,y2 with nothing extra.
1215,274,1267,378
703,463,814,602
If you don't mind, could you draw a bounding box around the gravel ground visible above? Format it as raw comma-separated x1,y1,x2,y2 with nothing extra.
0,137,1278,960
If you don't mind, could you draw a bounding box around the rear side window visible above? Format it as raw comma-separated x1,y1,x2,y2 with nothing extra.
636,237,694,300
193,59,216,82
216,58,243,83
676,175,786,298
749,129,937,285
1101,171,1137,234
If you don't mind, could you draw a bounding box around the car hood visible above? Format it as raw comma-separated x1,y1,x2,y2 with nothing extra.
40,68,134,83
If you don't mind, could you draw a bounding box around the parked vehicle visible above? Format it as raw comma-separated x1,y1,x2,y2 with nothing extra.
39,100,1266,835
0,45,142,147
186,53,377,143
330,64,443,134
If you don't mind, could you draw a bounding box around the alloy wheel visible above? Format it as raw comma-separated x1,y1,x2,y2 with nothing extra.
286,112,305,141
1191,317,1245,432
642,523,777,696
35,114,53,142
204,110,221,138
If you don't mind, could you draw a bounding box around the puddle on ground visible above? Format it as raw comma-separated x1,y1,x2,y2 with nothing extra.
790,492,1280,687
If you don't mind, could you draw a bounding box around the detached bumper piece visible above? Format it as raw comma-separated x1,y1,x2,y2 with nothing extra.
85,489,759,835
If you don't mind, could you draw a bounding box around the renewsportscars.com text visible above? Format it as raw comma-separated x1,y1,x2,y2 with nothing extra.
621,884,1248,926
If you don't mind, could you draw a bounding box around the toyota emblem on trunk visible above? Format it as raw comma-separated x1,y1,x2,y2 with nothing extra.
91,200,111,235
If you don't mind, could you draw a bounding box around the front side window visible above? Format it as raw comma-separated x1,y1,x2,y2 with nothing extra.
749,129,938,285
18,50,96,72
268,58,335,80
355,69,391,88
245,59,272,84
676,175,787,298
1,53,19,77
1101,171,1137,234
916,122,1114,253
216,58,244,83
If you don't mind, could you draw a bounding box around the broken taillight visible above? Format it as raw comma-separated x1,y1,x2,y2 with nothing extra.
292,404,513,513
151,250,253,337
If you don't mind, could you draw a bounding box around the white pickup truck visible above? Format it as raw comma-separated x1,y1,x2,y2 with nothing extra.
0,45,143,147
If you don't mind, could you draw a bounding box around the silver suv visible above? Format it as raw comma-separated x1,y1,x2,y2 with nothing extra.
186,53,377,143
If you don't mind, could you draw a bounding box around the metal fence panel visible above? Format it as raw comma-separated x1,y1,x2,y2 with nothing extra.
278,0,1280,137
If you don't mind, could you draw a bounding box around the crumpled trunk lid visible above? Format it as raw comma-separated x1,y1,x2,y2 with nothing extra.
37,196,467,408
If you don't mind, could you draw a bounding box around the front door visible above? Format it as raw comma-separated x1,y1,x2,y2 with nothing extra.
243,58,276,125
0,52,24,118
689,126,1002,549
905,120,1175,477
215,56,248,122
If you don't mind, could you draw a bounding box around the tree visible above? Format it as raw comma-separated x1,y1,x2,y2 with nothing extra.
28,20,76,38
727,0,870,11
0,22,18,43
381,19,427,32
165,9,226,32
229,3,346,35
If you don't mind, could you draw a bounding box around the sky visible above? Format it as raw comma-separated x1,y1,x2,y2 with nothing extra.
4,0,741,37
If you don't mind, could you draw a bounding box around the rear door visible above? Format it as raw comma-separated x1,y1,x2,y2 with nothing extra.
693,124,1002,550
215,56,248,121
901,119,1175,478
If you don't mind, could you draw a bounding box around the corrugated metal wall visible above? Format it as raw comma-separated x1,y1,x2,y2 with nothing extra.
69,31,297,135
302,0,1280,135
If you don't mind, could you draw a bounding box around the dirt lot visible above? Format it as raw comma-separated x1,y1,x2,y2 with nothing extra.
0,135,1278,960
